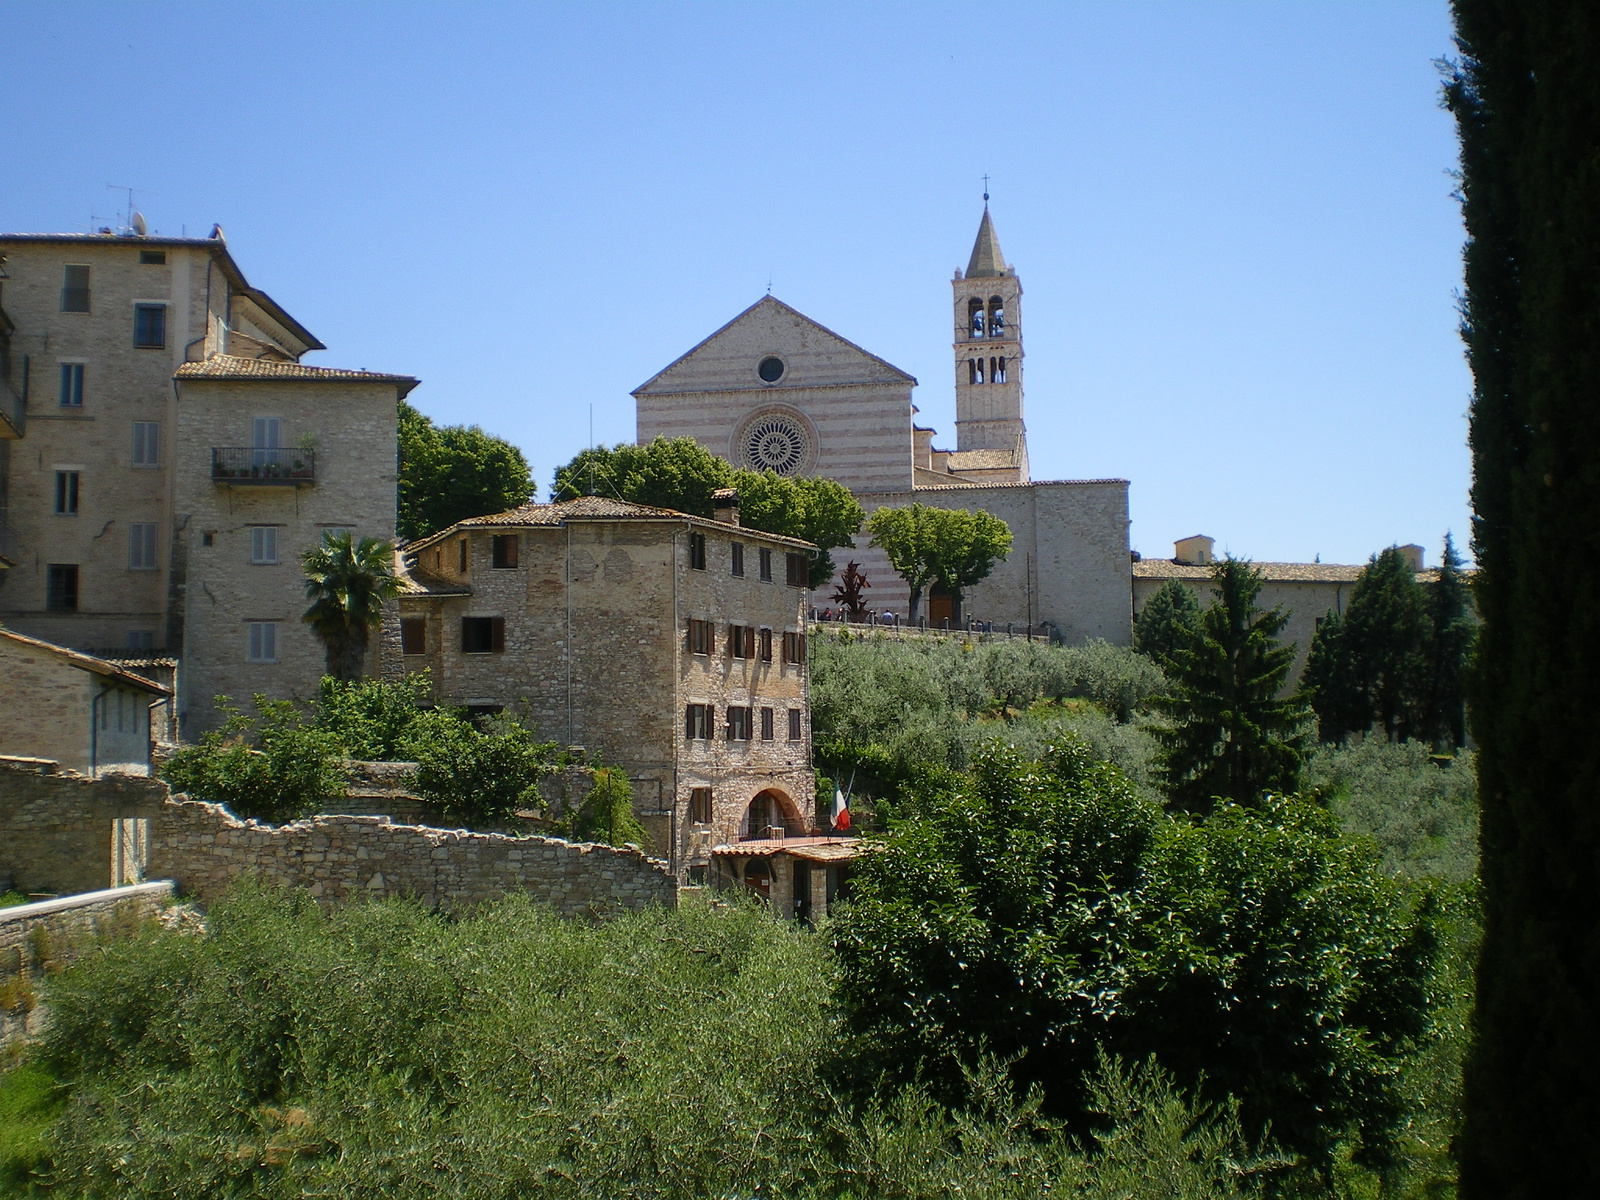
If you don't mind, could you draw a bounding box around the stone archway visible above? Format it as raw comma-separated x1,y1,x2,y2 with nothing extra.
740,788,804,840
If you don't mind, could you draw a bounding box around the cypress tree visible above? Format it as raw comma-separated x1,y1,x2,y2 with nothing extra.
1133,578,1202,666
1447,2,1600,1191
1156,558,1310,815
1423,534,1476,750
1340,547,1433,741
1300,609,1368,743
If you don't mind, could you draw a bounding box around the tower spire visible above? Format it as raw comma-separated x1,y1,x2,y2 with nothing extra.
966,207,1007,279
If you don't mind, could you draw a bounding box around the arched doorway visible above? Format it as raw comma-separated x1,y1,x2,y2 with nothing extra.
740,788,803,840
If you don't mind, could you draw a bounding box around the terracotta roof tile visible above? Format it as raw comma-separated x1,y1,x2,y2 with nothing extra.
0,629,171,695
175,354,417,395
1132,559,1443,585
411,495,818,551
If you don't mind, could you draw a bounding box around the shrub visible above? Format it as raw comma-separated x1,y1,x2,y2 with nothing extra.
161,696,345,823
401,710,558,827
312,674,436,761
565,766,650,849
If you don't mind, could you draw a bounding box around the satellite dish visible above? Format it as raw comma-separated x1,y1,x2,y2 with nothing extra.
131,211,147,236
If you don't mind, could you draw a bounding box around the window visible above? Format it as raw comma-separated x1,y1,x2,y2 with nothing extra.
968,358,981,385
492,534,519,569
759,547,773,582
760,707,774,740
968,296,985,338
687,618,715,655
759,628,772,662
461,616,505,654
247,622,277,663
401,617,427,655
126,630,155,651
785,552,809,588
988,296,1005,336
60,265,90,312
250,526,279,564
131,421,160,465
54,470,80,515
59,363,84,407
251,417,282,469
782,631,807,665
133,304,166,349
994,357,1006,383
46,564,79,612
731,543,744,577
688,532,707,571
788,708,802,741
139,250,166,265
689,787,713,823
728,624,755,659
128,523,158,570
684,703,714,740
686,865,708,886
726,705,753,742
458,538,469,573
201,531,215,547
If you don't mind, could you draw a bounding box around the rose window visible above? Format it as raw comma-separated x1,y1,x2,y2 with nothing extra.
741,414,809,476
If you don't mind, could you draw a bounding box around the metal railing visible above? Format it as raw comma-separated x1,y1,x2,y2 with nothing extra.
211,446,315,485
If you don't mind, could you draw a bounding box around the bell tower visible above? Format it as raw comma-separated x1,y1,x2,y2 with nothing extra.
952,204,1028,482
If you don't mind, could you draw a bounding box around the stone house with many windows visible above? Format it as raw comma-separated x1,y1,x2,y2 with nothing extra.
396,493,817,882
0,228,415,735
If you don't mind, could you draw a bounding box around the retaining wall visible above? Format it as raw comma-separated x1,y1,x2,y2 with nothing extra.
0,881,174,1052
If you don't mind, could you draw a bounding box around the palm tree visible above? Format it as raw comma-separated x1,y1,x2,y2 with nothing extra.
301,532,401,681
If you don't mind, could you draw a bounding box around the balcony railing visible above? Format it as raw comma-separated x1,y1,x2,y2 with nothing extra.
211,447,316,486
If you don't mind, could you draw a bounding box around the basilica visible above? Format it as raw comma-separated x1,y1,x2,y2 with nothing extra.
632,208,1133,644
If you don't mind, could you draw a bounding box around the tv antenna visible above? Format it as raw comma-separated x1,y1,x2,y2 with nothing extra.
106,184,155,233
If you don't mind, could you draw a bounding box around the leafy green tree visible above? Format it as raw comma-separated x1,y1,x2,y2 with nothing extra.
553,438,863,588
1422,534,1475,750
397,401,534,540
1132,579,1201,665
1445,5,1600,1191
567,766,650,848
162,696,345,823
1155,557,1309,814
866,503,1013,622
402,709,558,827
312,673,437,760
831,739,1439,1178
300,531,401,681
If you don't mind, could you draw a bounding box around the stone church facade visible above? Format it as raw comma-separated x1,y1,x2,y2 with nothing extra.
633,209,1132,643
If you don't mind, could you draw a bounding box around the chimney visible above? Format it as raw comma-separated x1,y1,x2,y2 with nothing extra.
1173,534,1215,566
1397,543,1425,571
711,488,740,527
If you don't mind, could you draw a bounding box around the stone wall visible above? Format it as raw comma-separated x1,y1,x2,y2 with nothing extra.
0,758,676,917
0,881,174,1051
147,800,675,916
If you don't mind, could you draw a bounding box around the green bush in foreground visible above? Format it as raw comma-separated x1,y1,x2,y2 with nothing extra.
6,887,1268,1199
832,740,1442,1181
162,696,346,824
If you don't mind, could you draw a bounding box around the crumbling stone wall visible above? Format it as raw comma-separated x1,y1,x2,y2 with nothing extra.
0,881,174,1051
147,800,675,915
0,758,166,896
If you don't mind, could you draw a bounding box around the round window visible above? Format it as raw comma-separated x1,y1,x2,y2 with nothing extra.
741,413,810,476
757,356,785,383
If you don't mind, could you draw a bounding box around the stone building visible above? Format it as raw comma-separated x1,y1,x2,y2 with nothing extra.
0,228,415,734
395,493,818,882
0,628,170,774
1132,535,1439,685
633,207,1132,641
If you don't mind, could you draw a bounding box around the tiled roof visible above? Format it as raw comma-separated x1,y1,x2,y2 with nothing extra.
175,355,418,395
0,629,171,694
943,448,1019,471
965,207,1008,279
393,549,472,596
1133,559,1444,585
711,836,863,861
411,494,818,552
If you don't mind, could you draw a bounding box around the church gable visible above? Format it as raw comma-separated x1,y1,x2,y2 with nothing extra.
632,295,915,396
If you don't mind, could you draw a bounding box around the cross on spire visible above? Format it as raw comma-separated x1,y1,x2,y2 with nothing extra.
982,174,990,204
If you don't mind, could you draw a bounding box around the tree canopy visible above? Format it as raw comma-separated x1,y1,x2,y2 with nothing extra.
1132,578,1201,665
1154,557,1309,814
831,739,1439,1176
300,531,401,681
397,401,534,541
552,437,864,588
865,502,1013,622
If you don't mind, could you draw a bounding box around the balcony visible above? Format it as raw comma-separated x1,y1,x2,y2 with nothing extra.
211,447,316,486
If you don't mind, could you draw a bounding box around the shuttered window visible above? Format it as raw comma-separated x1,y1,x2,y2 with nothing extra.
688,532,707,570
689,787,713,823
401,618,427,655
759,548,773,581
759,628,772,662
687,619,715,655
728,624,756,659
760,707,774,740
726,706,753,742
782,631,806,666
131,421,160,465
250,526,279,564
492,534,519,568
60,265,90,312
684,704,713,740
247,622,277,663
59,363,84,407
788,708,802,741
128,523,158,570
731,543,744,577
462,616,505,653
785,551,808,588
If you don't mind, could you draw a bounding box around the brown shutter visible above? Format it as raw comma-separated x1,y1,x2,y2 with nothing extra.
686,706,696,739
491,617,505,652
798,630,807,664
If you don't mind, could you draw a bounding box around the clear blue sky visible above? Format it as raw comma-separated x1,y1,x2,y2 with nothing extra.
2,1,1468,567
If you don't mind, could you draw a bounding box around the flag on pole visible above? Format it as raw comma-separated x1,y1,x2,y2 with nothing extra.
832,786,851,833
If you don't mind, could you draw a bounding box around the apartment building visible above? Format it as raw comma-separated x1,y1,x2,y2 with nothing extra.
0,228,414,734
397,492,817,881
